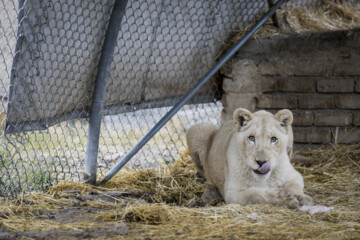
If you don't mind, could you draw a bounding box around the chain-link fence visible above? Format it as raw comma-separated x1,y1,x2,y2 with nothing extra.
0,0,317,198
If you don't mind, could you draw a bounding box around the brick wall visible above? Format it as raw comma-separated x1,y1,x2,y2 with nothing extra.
220,28,360,145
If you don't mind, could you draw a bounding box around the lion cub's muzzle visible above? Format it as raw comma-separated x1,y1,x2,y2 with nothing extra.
254,160,271,174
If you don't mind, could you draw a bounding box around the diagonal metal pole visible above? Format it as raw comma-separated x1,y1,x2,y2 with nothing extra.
84,0,128,185
99,0,287,185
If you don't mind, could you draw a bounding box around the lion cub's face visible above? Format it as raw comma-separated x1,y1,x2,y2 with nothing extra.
232,108,293,179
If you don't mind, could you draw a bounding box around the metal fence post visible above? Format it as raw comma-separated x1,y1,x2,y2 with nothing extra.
267,0,281,28
99,0,287,185
84,0,128,185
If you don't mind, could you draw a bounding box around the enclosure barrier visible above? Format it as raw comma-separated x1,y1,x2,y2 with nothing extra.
0,0,317,198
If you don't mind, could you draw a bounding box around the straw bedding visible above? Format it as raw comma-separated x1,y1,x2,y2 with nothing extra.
0,144,359,239
232,0,360,41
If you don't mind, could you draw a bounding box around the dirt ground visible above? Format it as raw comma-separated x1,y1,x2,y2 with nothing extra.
0,144,360,240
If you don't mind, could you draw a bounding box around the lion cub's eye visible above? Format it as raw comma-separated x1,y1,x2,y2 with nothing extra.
248,136,255,142
270,137,278,143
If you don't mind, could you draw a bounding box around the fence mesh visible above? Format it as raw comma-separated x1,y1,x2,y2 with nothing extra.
0,0,316,197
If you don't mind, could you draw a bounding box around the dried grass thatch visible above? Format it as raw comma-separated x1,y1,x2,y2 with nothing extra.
234,0,360,41
0,144,360,239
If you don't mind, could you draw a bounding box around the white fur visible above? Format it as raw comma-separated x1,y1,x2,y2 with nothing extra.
186,108,313,208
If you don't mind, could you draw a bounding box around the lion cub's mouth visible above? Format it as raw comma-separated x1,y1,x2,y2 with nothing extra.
253,161,271,175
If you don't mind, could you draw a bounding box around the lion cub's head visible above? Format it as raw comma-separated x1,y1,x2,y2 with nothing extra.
232,108,293,179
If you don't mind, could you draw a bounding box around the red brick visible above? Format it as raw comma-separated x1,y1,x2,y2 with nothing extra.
354,113,360,126
261,78,278,93
258,58,333,77
293,127,331,143
256,95,297,109
221,93,257,114
335,128,360,144
317,78,354,93
355,79,360,92
278,78,315,93
333,56,360,76
222,76,278,94
298,95,335,109
258,61,278,75
335,96,360,109
292,111,313,126
314,112,352,126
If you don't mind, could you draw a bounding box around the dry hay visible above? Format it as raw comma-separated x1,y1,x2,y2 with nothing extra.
234,0,360,41
0,144,360,239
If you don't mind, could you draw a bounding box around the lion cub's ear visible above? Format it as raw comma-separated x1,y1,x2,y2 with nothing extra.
275,109,293,127
233,108,253,131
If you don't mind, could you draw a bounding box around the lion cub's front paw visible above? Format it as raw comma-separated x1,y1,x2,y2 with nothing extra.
278,189,299,209
295,194,314,206
201,187,223,205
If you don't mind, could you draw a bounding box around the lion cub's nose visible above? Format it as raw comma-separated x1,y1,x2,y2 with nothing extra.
256,160,268,167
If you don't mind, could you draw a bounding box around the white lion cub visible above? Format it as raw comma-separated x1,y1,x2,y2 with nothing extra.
186,108,313,208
